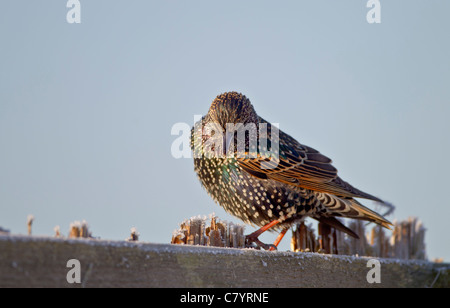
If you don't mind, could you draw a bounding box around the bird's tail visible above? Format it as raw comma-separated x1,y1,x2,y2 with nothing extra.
319,193,393,230
340,198,393,230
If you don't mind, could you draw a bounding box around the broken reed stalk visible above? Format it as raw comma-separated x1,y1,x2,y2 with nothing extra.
290,222,318,253
173,215,428,260
391,218,427,260
291,217,427,260
54,226,61,238
27,215,34,236
171,215,245,248
318,222,339,255
0,227,10,236
69,221,92,239
127,227,140,242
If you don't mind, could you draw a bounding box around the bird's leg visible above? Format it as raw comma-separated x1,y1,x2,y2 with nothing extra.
268,228,289,251
245,220,280,250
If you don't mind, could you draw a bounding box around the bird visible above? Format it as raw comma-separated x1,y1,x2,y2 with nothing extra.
191,91,393,250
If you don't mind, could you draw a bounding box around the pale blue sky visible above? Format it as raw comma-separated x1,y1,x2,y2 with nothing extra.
1,1,449,261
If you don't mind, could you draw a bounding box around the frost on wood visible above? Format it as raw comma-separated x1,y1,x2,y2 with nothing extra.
291,217,427,260
171,215,245,248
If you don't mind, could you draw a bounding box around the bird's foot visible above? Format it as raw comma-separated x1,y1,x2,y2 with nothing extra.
244,220,282,251
245,235,277,251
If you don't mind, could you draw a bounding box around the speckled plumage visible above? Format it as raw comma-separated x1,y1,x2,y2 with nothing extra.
191,92,392,247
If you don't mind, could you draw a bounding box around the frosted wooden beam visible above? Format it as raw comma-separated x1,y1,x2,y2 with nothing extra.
0,235,448,288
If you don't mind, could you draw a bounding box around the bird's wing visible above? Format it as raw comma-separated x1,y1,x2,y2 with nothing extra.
236,118,382,202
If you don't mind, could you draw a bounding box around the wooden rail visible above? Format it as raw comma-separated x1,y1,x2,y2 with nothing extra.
0,235,448,288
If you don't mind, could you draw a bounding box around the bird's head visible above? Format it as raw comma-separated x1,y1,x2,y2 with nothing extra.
205,92,258,129
197,92,259,158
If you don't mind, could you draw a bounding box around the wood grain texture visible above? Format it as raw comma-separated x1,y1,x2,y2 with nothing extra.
0,235,448,288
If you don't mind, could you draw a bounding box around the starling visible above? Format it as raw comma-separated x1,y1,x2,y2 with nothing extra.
191,92,393,250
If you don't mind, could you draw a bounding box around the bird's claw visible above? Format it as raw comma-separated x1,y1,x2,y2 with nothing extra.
245,236,277,251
